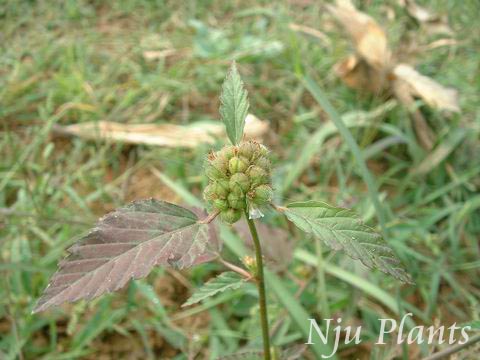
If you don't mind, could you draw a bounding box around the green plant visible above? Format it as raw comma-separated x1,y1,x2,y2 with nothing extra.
34,62,411,359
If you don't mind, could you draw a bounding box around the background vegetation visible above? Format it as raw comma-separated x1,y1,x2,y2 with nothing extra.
1,0,479,359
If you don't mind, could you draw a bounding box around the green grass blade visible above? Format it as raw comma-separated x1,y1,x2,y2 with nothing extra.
302,75,387,233
221,226,335,358
281,100,397,194
265,270,336,359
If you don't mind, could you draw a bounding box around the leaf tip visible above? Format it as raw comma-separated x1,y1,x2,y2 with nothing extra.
220,61,249,145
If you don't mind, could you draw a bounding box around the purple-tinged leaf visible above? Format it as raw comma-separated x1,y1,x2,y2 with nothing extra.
33,199,220,313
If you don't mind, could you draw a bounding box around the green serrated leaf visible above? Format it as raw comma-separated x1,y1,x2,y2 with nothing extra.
220,62,249,145
183,271,246,307
284,201,412,283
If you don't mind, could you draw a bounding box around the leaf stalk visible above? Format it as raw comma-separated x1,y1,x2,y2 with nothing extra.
199,209,220,224
218,258,252,280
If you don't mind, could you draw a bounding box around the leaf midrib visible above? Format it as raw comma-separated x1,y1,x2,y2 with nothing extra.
288,210,375,237
42,222,203,309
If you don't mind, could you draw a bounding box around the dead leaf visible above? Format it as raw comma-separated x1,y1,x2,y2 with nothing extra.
288,23,331,47
391,75,434,150
393,63,460,112
400,0,436,22
327,0,459,150
143,49,177,60
333,55,388,93
400,0,454,36
52,114,269,148
424,20,454,37
326,0,391,69
411,129,466,175
425,38,458,50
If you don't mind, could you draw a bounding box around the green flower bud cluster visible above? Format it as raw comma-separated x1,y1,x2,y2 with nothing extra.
204,141,273,224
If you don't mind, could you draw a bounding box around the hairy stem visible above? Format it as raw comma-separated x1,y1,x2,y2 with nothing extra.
245,211,271,360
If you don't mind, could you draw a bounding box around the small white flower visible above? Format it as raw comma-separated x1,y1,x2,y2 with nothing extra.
248,203,264,219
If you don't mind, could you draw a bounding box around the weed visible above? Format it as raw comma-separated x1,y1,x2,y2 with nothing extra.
34,63,411,359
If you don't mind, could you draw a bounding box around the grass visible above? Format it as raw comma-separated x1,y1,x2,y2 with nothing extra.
1,0,480,359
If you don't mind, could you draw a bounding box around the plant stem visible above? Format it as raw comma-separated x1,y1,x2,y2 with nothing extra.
245,211,271,360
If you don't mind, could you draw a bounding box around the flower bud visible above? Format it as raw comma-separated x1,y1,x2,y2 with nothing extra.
205,162,225,181
254,156,271,172
247,165,268,186
228,156,248,174
242,255,258,275
205,143,272,224
227,192,246,209
219,145,236,160
210,156,228,174
238,141,257,160
258,144,269,157
250,184,272,205
203,184,215,201
213,198,229,211
212,179,230,198
220,208,242,224
229,173,250,193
